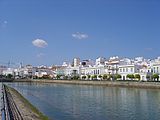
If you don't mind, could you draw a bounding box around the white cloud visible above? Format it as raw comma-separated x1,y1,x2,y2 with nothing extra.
3,21,8,24
72,32,88,39
0,20,8,28
145,47,153,51
32,39,48,48
37,53,45,58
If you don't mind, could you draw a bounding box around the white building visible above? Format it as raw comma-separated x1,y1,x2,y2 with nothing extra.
118,64,140,80
96,57,105,65
105,56,119,75
73,58,80,67
3,68,14,76
152,57,160,74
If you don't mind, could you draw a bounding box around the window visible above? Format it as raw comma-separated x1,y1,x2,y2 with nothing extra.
154,67,156,73
126,68,128,72
131,68,133,72
96,70,97,74
97,70,100,74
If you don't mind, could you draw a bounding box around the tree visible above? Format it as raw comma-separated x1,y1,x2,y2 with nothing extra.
33,75,38,79
135,74,141,81
115,74,122,80
127,74,135,80
56,75,61,79
7,74,13,79
98,75,102,80
63,76,68,80
82,75,86,80
42,75,50,79
108,74,112,80
152,74,159,81
108,74,116,80
126,74,131,79
72,75,80,80
103,74,108,80
87,75,91,80
130,74,135,80
92,75,97,80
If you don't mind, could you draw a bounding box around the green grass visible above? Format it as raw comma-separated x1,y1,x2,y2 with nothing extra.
6,85,50,120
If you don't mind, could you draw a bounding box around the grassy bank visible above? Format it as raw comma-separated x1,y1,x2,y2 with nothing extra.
14,79,160,89
6,85,49,120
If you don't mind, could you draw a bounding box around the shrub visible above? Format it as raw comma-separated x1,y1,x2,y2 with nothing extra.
82,75,86,80
135,74,140,80
103,74,108,80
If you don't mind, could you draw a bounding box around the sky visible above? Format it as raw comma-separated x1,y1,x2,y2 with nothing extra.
0,0,160,66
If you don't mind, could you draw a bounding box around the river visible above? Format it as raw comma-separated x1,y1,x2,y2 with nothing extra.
7,82,160,120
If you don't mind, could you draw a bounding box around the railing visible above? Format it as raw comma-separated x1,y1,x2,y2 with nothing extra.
1,84,23,120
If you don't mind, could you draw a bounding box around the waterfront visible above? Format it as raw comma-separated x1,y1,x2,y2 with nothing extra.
7,82,160,120
0,83,2,119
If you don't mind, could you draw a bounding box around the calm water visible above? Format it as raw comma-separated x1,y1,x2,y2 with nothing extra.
7,82,160,120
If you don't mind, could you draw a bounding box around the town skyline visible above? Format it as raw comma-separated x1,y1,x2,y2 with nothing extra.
1,55,160,82
1,55,160,68
0,0,160,65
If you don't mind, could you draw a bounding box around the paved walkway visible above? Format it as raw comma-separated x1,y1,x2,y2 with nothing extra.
7,86,48,120
0,83,2,119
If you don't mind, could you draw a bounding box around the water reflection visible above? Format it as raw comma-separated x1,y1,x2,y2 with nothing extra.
8,82,160,120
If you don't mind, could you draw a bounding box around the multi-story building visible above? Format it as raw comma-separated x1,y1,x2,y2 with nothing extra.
152,61,160,74
73,58,80,67
118,64,140,80
105,56,119,75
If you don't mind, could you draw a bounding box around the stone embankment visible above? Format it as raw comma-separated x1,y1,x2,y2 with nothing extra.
3,85,49,120
15,79,160,89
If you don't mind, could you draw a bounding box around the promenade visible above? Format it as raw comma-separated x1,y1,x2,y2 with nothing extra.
0,84,48,120
0,83,2,119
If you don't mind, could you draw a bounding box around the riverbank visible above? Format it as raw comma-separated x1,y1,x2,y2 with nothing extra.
5,85,49,120
14,79,160,89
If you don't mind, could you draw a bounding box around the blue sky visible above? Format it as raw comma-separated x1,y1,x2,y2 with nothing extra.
0,0,160,66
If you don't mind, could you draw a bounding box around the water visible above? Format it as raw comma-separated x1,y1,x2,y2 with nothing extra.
7,82,160,120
